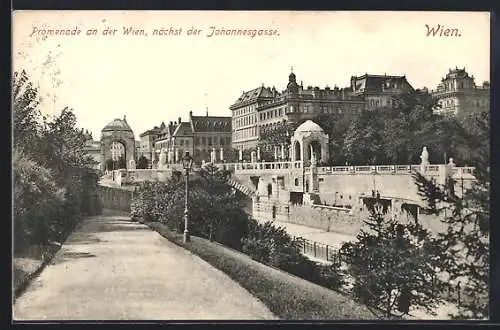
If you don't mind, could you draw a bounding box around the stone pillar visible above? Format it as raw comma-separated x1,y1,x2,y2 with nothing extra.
220,147,224,162
310,152,319,192
239,149,243,161
257,147,261,161
251,151,256,163
274,146,278,161
167,150,172,164
175,148,180,163
159,149,167,166
281,144,285,160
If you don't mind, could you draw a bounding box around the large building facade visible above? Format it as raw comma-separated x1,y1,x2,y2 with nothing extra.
139,123,164,163
230,71,366,150
151,111,231,164
349,74,415,110
432,68,490,117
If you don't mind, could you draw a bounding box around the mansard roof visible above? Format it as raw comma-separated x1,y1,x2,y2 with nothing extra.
139,126,162,138
231,86,276,108
351,74,415,93
191,115,231,133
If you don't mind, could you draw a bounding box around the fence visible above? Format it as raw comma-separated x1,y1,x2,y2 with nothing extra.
291,235,344,266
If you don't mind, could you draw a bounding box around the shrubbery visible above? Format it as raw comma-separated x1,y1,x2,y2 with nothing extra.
13,70,102,254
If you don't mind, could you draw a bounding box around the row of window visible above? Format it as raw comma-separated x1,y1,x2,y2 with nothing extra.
234,104,256,117
443,79,473,91
233,126,258,141
369,98,391,107
194,136,231,146
234,115,258,128
260,107,284,121
441,98,489,108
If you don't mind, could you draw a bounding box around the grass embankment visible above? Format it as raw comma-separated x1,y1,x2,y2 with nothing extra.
12,214,89,302
146,221,383,320
13,244,61,301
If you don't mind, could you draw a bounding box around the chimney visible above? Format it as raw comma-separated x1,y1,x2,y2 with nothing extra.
178,117,181,124
189,111,193,118
170,121,173,126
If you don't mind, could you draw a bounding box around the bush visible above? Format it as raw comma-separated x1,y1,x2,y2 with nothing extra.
340,200,442,317
13,149,65,252
130,167,252,250
242,219,326,285
315,263,346,291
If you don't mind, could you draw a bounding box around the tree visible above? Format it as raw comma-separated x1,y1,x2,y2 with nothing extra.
340,197,442,317
137,155,149,169
12,70,43,159
131,165,251,250
37,107,94,181
13,70,102,252
412,112,489,319
343,112,385,165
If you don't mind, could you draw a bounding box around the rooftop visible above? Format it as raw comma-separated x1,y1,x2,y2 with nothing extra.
102,117,133,132
295,120,324,134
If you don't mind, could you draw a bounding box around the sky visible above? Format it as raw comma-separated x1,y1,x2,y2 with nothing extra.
13,11,490,140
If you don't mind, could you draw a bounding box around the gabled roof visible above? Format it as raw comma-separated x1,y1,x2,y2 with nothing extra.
191,116,231,133
231,86,276,108
173,122,193,137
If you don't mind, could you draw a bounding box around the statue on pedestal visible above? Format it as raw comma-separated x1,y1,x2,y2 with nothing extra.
420,146,430,165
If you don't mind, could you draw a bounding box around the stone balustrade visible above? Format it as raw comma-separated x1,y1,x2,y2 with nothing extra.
230,160,303,173
210,160,475,178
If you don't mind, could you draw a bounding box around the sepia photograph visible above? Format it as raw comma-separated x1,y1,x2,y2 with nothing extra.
12,10,490,321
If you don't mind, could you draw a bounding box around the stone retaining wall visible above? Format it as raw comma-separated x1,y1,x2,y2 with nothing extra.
98,185,133,212
253,200,363,236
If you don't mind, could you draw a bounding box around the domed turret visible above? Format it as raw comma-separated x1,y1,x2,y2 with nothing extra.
102,118,133,132
287,69,299,94
295,120,324,133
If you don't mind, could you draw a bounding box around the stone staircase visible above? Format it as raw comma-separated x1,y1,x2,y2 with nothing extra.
227,178,256,197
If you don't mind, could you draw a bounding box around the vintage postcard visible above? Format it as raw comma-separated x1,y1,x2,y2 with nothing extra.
12,10,490,321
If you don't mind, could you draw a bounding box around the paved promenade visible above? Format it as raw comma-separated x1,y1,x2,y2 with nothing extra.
13,211,276,320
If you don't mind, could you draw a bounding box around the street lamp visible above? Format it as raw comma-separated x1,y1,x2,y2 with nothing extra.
182,151,194,243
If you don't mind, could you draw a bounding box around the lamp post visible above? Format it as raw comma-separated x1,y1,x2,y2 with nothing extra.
182,151,193,243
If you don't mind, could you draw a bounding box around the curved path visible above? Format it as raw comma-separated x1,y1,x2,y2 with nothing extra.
13,211,276,320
